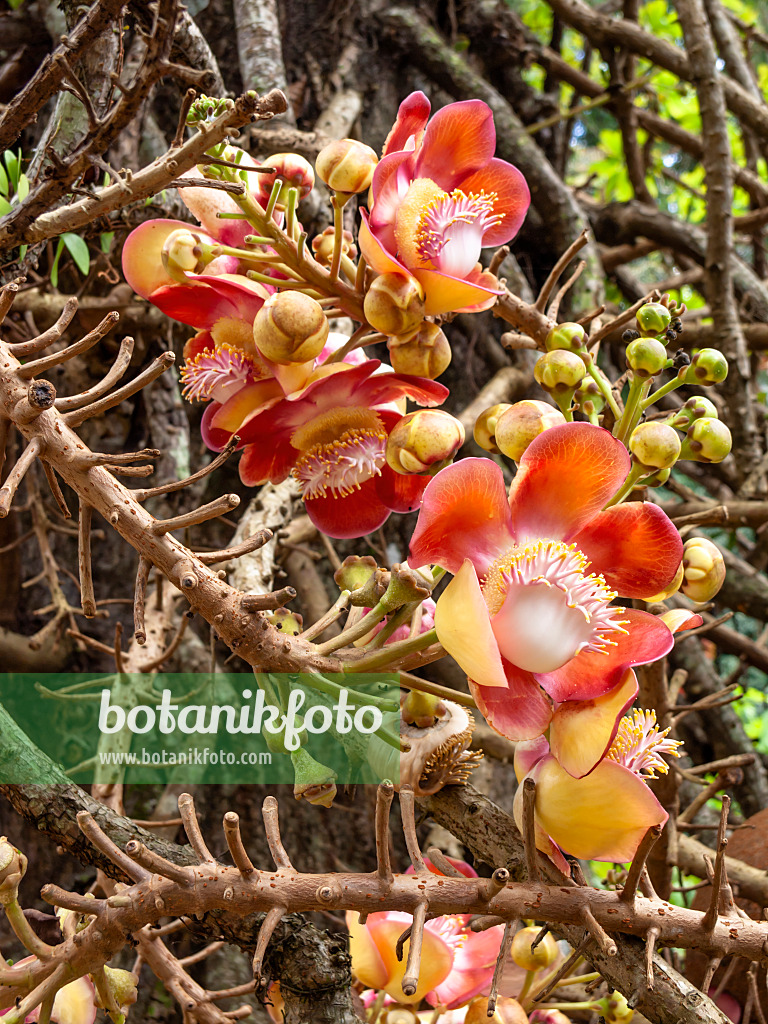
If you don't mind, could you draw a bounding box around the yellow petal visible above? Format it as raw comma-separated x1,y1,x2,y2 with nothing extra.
549,669,638,779
346,911,389,991
369,917,454,1004
435,560,508,688
534,756,667,862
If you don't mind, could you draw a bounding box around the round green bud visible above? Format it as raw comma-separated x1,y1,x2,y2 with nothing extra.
668,395,718,430
680,417,732,463
629,422,681,471
534,350,585,393
573,370,608,415
681,536,725,603
510,926,560,971
640,466,671,488
626,337,668,378
685,348,728,386
545,321,587,353
636,302,672,337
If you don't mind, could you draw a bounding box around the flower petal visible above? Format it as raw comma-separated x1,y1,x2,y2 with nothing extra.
367,914,454,1004
508,423,630,544
359,209,412,276
409,458,515,577
570,502,683,599
430,927,504,1009
375,465,429,514
512,780,572,876
549,669,638,778
459,158,530,246
471,657,553,738
434,560,508,689
532,755,668,862
304,477,391,539
383,91,431,155
148,283,231,329
357,372,448,409
346,911,390,991
122,219,204,299
411,267,503,317
537,608,674,703
413,100,496,187
239,437,299,486
660,609,703,633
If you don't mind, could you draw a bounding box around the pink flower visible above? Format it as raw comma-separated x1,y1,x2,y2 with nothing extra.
0,961,95,1024
408,423,687,778
348,858,506,1009
512,709,682,866
363,598,436,645
201,356,448,538
359,92,530,315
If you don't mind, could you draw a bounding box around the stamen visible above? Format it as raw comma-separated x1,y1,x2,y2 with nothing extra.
416,189,503,277
606,709,682,779
293,428,387,499
180,343,261,401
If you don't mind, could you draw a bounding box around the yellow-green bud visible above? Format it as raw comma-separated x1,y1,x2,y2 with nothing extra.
597,991,634,1024
495,400,566,462
161,229,207,282
266,608,303,636
629,422,681,471
639,466,671,488
101,968,138,1013
333,555,389,606
386,410,464,475
545,321,586,352
682,536,725,603
636,301,672,337
401,689,446,728
534,350,585,393
574,371,608,415
384,1012,418,1024
0,837,25,903
668,395,718,430
680,417,732,463
292,747,337,808
626,337,668,378
464,997,528,1024
316,138,379,194
364,272,425,336
266,719,307,754
311,225,356,266
256,153,315,205
252,291,329,364
510,925,560,971
685,348,729,386
473,403,513,454
388,322,451,379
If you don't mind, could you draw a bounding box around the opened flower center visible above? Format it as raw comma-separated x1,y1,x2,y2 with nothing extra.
607,709,682,779
180,343,260,402
293,427,387,499
483,541,628,674
290,407,384,450
416,189,503,278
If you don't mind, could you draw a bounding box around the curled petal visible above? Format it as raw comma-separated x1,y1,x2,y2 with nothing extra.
413,100,497,187
537,608,674,703
549,669,638,779
660,609,703,633
383,91,431,155
532,755,668,862
435,560,508,689
122,218,207,299
304,478,391,539
375,465,430,514
459,158,531,247
411,267,503,317
359,209,411,276
239,437,300,486
409,458,515,577
472,657,553,739
508,424,630,544
571,502,684,599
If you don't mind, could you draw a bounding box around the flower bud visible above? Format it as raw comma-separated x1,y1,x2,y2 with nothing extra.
643,560,684,602
629,422,681,471
510,925,560,971
680,417,732,463
365,272,425,336
668,395,718,430
386,410,464,475
681,536,725,603
464,997,528,1024
316,138,379,194
534,350,585,393
494,401,566,462
545,322,586,353
636,301,672,336
573,372,608,416
334,555,390,607
473,403,513,454
161,229,208,282
256,153,315,205
292,748,337,808
626,337,668,378
596,991,633,1024
401,689,446,728
0,837,25,903
638,466,671,488
384,1012,418,1024
685,348,729,386
388,322,451,379
266,607,303,636
101,968,138,1013
252,292,329,364
311,226,356,266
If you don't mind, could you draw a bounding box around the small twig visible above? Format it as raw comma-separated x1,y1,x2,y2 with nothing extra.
41,461,71,519
8,298,79,357
241,587,296,612
401,901,427,996
0,438,42,517
534,229,589,311
223,812,255,875
196,528,272,565
78,503,96,618
134,555,150,644
151,494,240,535
64,351,175,427
376,780,394,884
522,778,539,883
134,434,239,500
620,824,663,904
54,335,135,411
252,906,285,981
16,312,120,379
487,920,515,1014
400,786,428,874
262,796,293,870
173,88,197,148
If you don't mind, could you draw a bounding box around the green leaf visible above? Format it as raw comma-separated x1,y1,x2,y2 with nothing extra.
99,231,115,254
62,232,90,277
19,244,27,259
50,238,65,290
7,0,26,9
0,163,8,198
0,196,11,217
4,151,19,192
15,173,29,202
